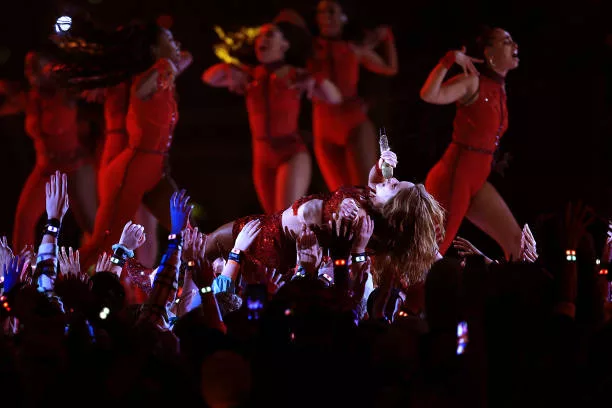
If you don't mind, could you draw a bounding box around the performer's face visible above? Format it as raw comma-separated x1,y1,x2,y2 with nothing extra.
316,1,345,38
255,24,289,64
485,28,519,72
152,28,181,64
373,178,415,205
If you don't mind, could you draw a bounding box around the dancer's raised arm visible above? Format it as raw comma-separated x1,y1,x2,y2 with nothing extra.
419,47,482,105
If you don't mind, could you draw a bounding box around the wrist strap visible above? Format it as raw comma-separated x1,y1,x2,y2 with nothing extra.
43,219,61,238
351,253,367,263
228,251,242,264
168,233,183,248
110,255,126,267
440,51,456,70
112,244,134,259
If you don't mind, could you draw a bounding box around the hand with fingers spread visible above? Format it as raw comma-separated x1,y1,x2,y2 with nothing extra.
446,46,483,76
193,231,207,262
339,198,360,223
3,256,25,293
352,215,374,254
234,219,262,252
263,267,285,296
519,224,538,263
0,236,14,275
170,189,193,235
58,247,81,277
119,221,147,252
45,170,70,222
95,252,114,273
296,224,322,276
19,245,35,267
328,212,355,259
181,227,200,262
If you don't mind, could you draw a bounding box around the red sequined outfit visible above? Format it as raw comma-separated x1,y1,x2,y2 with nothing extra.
425,71,508,254
232,186,372,272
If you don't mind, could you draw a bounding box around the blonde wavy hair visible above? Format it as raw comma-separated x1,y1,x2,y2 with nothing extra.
373,184,445,287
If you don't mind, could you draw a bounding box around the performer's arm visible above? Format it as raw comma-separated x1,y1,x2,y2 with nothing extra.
368,150,397,189
420,48,481,105
134,58,178,100
201,63,248,87
355,27,398,76
176,51,193,75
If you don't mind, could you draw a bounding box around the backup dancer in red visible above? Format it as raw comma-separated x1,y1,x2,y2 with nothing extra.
98,50,192,267
203,11,342,213
309,0,398,191
420,27,522,259
54,22,186,268
4,51,97,250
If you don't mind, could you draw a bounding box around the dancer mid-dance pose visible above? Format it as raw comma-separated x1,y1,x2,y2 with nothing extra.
203,11,342,213
309,0,398,191
53,21,187,268
204,149,444,286
420,27,522,259
93,50,192,267
1,51,97,250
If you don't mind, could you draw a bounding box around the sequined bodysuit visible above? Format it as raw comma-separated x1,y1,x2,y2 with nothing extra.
232,186,372,272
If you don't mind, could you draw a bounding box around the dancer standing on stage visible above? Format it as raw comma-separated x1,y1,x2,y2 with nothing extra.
94,50,192,267
420,27,522,259
309,0,398,191
203,10,342,213
0,51,97,250
53,21,187,268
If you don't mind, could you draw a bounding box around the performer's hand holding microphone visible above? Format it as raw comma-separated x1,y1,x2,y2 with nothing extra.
378,127,397,178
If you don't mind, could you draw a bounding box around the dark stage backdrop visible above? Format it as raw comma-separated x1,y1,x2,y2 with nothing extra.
0,0,610,259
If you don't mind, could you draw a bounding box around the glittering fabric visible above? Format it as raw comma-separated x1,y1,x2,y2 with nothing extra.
232,212,295,274
292,186,372,223
232,186,374,273
122,258,154,299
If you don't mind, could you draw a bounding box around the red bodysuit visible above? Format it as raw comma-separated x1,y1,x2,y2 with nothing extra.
246,65,306,170
231,186,371,273
79,59,179,268
13,88,86,249
425,71,508,254
309,38,368,146
100,82,130,173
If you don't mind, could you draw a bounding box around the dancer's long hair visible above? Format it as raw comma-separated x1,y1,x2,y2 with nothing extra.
372,184,445,287
51,21,163,90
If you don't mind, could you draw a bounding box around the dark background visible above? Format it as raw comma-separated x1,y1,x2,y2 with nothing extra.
0,0,610,259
